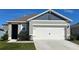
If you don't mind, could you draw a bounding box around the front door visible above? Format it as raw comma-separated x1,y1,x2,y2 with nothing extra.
12,24,18,39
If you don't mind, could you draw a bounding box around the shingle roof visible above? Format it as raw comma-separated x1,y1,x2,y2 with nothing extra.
7,9,72,24
8,14,37,23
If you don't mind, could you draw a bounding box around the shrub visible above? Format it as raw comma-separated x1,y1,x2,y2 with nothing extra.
76,35,79,40
18,31,30,41
70,34,79,41
70,35,74,41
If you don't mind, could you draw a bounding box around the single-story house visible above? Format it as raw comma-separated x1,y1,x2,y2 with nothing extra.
7,9,72,42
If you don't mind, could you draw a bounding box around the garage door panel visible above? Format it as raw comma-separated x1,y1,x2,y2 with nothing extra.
51,28,65,40
33,27,65,40
33,27,50,40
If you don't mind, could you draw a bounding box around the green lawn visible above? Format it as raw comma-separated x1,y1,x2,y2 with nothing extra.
0,41,36,50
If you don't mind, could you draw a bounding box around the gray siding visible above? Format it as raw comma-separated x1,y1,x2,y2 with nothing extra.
33,12,67,21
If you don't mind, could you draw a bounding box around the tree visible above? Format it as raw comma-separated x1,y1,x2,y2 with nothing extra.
0,28,4,31
1,31,8,41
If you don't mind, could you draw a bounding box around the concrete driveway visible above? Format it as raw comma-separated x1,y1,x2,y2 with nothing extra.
33,40,79,50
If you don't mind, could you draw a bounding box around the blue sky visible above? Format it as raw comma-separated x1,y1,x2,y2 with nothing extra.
0,9,79,27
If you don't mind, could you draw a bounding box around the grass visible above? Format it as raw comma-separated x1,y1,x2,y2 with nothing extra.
0,41,36,50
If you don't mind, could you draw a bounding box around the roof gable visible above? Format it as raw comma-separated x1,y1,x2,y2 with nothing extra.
7,9,72,24
32,12,67,20
27,9,72,22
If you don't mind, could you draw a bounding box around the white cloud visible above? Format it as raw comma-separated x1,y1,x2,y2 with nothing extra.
63,9,74,13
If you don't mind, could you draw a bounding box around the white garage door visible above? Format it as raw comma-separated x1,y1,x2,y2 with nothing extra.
33,27,65,40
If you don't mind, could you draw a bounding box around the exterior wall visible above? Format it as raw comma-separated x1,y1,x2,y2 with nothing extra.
18,24,23,40
18,24,26,34
66,23,70,39
29,20,69,40
31,20,67,24
18,24,22,34
8,24,12,41
8,23,28,42
8,20,70,42
33,12,67,20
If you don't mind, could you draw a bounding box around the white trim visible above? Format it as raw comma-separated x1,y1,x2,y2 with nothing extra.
27,9,72,22
33,24,68,26
8,24,12,40
27,10,50,21
51,10,72,22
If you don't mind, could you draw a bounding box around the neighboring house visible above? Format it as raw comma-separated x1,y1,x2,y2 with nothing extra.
0,27,5,39
6,9,72,42
71,23,79,36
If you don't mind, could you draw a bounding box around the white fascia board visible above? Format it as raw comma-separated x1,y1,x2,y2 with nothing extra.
51,10,72,22
26,9,50,21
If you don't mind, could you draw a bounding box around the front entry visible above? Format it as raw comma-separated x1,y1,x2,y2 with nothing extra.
33,26,65,40
12,24,18,39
